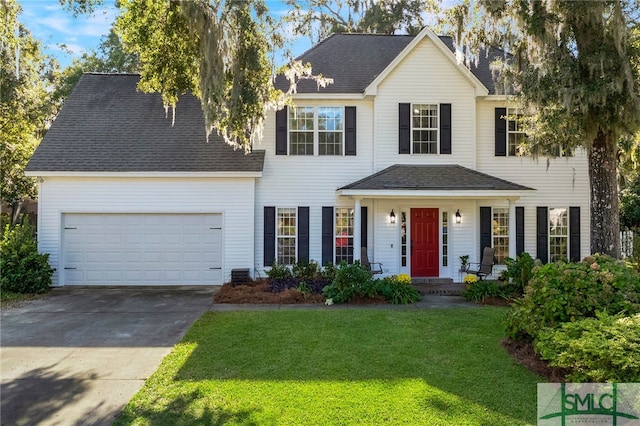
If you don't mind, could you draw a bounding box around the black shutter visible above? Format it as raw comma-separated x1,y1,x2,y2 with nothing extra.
275,106,287,155
480,207,492,254
536,207,549,264
322,207,334,265
440,103,451,154
345,106,357,156
298,207,309,262
570,207,581,262
495,107,507,156
361,206,368,250
399,103,411,154
264,206,276,265
516,206,525,256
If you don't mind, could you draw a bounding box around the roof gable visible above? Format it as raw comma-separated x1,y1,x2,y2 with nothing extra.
275,30,504,96
26,73,265,174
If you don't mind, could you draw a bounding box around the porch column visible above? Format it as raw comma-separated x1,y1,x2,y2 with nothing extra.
353,198,362,262
508,199,517,259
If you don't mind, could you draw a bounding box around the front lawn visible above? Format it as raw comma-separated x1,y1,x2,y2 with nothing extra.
115,308,540,425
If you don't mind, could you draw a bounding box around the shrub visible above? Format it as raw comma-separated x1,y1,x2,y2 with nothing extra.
320,262,337,281
502,252,536,295
462,281,506,302
322,261,375,303
266,262,292,279
535,313,640,382
292,260,319,282
377,276,422,304
1,219,54,294
504,254,640,340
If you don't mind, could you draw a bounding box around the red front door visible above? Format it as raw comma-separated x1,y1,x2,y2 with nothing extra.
411,208,439,277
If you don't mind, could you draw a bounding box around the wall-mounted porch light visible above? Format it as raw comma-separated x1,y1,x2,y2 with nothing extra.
455,209,462,224
389,209,397,224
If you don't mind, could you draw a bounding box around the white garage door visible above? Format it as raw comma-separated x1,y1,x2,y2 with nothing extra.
62,213,223,285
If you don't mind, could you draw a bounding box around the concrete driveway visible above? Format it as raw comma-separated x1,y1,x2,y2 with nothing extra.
1,286,217,426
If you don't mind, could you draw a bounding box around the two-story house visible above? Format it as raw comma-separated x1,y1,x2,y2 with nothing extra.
25,27,590,286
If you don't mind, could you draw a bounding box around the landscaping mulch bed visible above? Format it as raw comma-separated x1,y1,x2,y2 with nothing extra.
502,338,568,382
213,279,389,304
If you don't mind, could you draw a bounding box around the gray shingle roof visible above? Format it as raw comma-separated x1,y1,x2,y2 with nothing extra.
340,165,534,191
26,73,265,173
274,33,506,94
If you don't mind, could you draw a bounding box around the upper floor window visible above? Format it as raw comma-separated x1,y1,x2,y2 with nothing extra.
289,106,344,156
289,106,315,155
277,207,296,265
507,108,526,156
412,104,438,154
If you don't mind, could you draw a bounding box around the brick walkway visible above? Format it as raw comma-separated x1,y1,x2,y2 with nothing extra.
413,282,465,296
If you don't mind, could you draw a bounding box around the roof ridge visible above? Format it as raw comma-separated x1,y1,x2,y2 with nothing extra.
83,72,141,76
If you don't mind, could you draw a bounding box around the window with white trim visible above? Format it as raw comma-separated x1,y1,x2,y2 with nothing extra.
276,208,296,265
412,104,438,154
289,106,314,155
507,108,526,156
289,106,344,156
401,211,407,267
549,207,568,262
335,207,354,264
492,208,509,264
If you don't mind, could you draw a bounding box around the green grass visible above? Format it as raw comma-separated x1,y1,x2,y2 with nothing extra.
115,308,541,425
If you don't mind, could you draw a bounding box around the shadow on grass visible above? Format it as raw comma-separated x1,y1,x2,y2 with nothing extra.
166,309,538,424
114,390,262,426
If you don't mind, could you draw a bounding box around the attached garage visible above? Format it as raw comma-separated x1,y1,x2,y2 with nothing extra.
62,213,223,285
24,74,265,286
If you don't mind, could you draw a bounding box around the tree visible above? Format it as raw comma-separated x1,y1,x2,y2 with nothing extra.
283,0,440,43
1,0,57,224
447,0,640,258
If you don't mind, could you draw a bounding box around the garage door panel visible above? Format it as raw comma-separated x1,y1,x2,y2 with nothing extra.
63,214,223,285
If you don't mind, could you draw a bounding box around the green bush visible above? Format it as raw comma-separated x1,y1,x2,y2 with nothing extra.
1,219,54,294
292,260,319,282
320,262,337,281
266,262,293,279
502,252,536,295
535,313,640,382
505,254,640,340
322,261,375,303
462,281,506,302
377,276,422,304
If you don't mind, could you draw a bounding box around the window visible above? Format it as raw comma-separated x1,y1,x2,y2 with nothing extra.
412,104,438,154
507,108,526,156
442,211,448,267
335,207,354,264
492,208,509,264
401,211,407,267
289,106,344,156
549,207,568,262
318,107,343,155
289,106,314,155
276,208,296,265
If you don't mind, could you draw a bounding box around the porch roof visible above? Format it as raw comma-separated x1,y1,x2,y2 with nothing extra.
338,164,534,199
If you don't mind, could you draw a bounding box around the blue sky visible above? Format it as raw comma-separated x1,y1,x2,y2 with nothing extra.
19,0,118,68
17,0,311,69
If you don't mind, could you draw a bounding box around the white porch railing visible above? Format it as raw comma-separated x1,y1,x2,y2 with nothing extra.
621,230,635,259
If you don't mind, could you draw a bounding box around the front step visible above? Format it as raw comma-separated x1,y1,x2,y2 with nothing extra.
411,277,454,285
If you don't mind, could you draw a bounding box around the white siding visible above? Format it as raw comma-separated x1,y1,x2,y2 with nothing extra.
374,38,477,170
255,100,375,270
38,177,255,286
